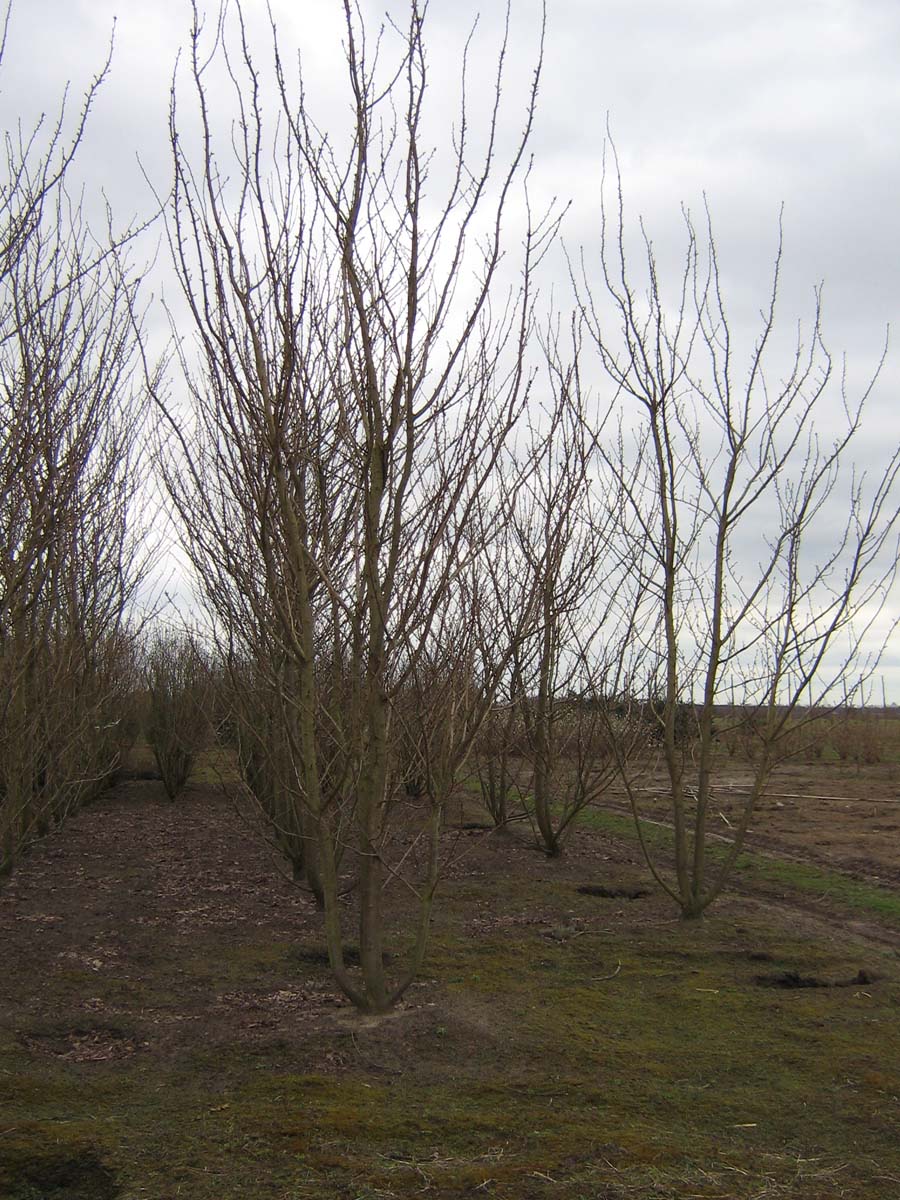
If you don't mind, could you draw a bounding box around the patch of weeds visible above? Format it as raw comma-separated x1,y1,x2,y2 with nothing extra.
0,1070,85,1108
190,746,241,786
743,855,900,923
243,1069,612,1189
206,939,294,984
113,767,161,782
1,1151,118,1200
580,809,670,852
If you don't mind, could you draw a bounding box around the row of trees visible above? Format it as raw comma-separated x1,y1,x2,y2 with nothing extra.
0,27,146,878
149,1,899,1010
2,1,898,1011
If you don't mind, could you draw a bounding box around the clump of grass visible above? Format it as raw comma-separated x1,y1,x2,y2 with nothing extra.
737,853,900,921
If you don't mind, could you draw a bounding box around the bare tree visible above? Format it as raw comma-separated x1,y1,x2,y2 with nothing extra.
156,0,556,1010
219,641,335,903
494,348,631,856
472,679,523,831
0,14,147,879
144,630,209,800
576,149,900,917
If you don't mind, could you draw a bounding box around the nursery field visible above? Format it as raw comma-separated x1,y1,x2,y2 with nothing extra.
1,746,899,1200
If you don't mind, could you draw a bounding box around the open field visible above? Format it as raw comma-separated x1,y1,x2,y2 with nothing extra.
2,749,899,1199
594,754,900,891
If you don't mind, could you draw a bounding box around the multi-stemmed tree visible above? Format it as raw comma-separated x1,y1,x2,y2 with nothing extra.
575,150,900,917
144,630,210,800
0,27,146,879
156,0,556,1011
491,354,638,857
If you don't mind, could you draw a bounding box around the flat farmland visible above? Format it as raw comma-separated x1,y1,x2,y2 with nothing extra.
603,756,900,884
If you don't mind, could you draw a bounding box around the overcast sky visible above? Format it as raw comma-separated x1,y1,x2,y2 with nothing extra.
3,0,898,696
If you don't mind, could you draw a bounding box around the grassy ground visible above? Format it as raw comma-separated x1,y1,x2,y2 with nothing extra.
1,772,898,1198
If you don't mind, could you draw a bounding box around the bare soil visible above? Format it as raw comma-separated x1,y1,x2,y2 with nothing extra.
610,757,900,885
738,759,900,885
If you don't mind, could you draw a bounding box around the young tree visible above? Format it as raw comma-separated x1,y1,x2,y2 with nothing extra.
222,642,334,903
496,352,632,857
157,0,556,1010
472,680,523,831
144,630,210,800
0,18,146,878
577,151,900,917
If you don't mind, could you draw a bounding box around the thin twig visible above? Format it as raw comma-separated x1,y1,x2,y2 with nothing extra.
592,960,622,982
